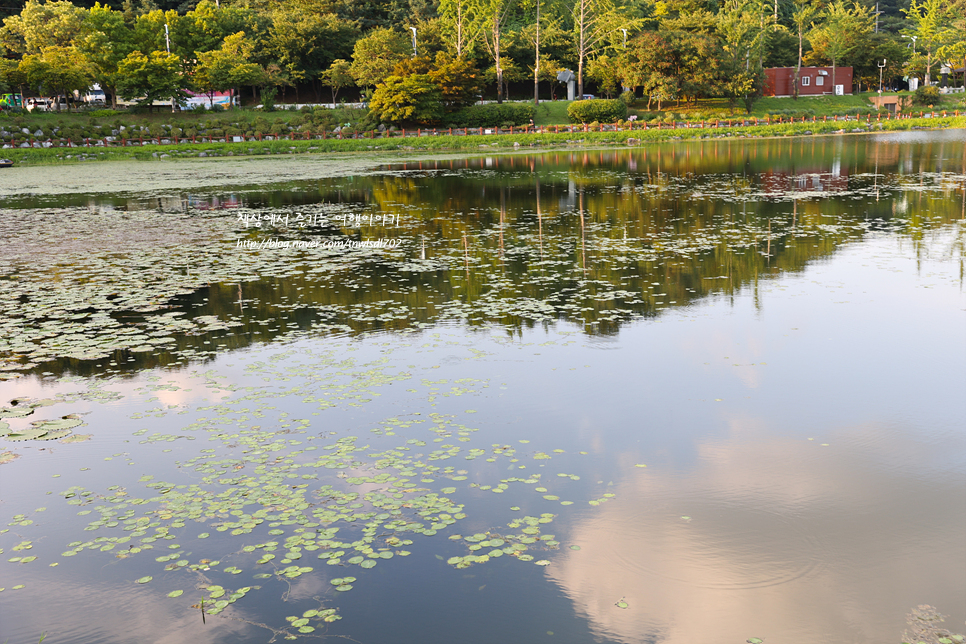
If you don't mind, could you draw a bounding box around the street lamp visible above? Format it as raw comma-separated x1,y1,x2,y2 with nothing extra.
878,58,886,95
410,27,417,57
620,29,627,49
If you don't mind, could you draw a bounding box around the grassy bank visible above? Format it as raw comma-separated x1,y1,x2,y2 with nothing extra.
3,115,964,166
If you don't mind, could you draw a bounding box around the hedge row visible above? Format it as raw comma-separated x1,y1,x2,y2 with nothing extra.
446,103,535,128
567,99,628,124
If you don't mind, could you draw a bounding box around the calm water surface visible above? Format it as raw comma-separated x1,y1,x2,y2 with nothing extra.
1,131,964,644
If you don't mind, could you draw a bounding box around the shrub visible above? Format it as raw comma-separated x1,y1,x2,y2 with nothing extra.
567,99,627,124
913,85,940,105
369,74,444,124
446,103,534,127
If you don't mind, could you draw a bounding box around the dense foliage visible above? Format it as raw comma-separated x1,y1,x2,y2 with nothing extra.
567,97,626,123
446,102,534,127
0,0,964,121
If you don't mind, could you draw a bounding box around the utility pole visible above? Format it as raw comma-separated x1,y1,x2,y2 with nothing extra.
410,27,417,57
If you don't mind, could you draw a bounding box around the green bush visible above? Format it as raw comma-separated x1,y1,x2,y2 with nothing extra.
567,99,627,124
446,103,534,128
913,85,940,105
87,109,122,117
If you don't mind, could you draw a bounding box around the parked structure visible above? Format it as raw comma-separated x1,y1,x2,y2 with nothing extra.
764,67,853,97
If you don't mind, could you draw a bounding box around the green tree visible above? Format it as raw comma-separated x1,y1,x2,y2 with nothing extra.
570,0,632,98
428,51,482,107
717,0,769,112
0,0,85,55
471,0,518,103
132,9,182,58
321,58,354,104
622,31,674,108
790,0,819,99
369,73,444,123
18,45,92,111
78,3,137,109
116,49,187,111
266,8,358,101
902,0,957,85
936,7,966,91
663,29,723,104
180,0,263,57
846,32,908,92
808,0,873,91
439,0,479,57
350,27,412,87
193,31,262,107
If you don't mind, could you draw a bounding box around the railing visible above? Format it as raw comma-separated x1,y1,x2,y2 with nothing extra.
2,110,959,150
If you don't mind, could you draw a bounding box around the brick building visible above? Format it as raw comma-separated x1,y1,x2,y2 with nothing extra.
764,67,853,97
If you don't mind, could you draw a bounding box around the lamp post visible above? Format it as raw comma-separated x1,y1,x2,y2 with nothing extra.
410,27,417,57
878,58,886,95
620,29,627,49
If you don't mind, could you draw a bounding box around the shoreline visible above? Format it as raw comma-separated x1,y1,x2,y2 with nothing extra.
2,116,964,169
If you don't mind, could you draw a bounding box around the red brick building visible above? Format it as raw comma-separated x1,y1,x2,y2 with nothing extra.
764,66,853,97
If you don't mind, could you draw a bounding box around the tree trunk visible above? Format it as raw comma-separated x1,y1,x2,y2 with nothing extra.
457,1,464,57
794,31,802,100
832,59,836,95
575,0,587,101
534,0,540,105
495,15,503,104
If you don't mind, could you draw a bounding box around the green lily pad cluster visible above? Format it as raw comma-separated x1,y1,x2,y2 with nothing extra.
0,399,82,442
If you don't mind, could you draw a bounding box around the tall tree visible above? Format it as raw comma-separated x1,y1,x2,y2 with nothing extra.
0,0,86,55
808,0,872,91
267,9,358,100
936,6,966,90
518,11,567,102
570,0,627,98
18,45,92,110
790,0,819,99
78,3,136,108
902,0,956,85
193,31,262,106
439,0,478,56
116,49,187,111
717,0,768,112
349,27,411,87
472,0,517,103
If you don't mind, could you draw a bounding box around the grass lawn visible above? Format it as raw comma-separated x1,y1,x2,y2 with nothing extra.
626,92,965,121
532,100,573,126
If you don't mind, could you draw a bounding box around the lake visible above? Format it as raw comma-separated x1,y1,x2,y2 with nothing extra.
1,130,964,644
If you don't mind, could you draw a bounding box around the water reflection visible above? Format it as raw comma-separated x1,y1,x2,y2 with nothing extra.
1,133,963,383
